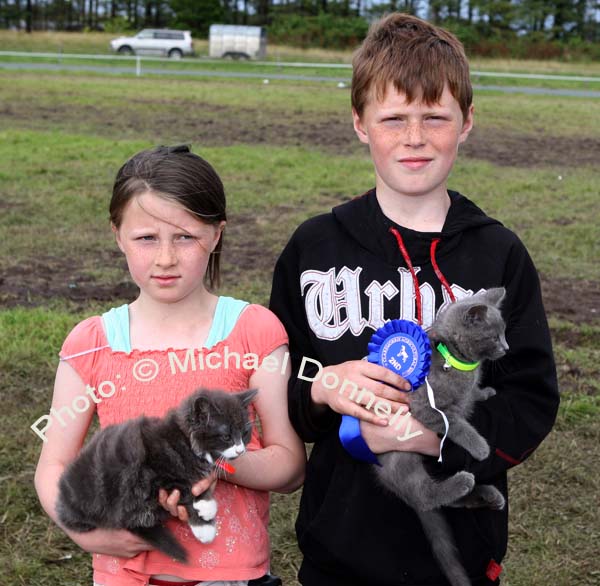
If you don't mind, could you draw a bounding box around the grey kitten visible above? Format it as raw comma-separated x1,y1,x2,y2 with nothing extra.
56,388,257,563
375,287,508,586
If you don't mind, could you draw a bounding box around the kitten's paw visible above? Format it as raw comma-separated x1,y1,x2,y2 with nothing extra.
454,471,476,496
190,523,216,544
479,485,505,510
435,471,476,508
478,386,496,400
451,484,505,510
193,498,217,521
469,438,490,461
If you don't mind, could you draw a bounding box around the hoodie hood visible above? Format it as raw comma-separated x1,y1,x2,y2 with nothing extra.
332,189,501,267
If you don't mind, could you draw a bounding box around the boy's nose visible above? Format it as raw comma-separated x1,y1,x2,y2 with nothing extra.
404,121,425,147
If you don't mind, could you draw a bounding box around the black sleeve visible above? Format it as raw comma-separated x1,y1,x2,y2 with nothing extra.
438,237,560,481
269,233,339,443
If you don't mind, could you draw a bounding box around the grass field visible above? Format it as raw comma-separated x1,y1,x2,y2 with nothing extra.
0,62,599,586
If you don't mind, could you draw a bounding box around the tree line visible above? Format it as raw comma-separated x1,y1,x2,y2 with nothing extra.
1,0,599,56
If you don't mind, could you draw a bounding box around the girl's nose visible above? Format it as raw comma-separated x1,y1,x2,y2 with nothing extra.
156,241,177,266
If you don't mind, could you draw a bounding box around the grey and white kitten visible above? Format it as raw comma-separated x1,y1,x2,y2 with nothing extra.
375,287,508,586
56,388,257,563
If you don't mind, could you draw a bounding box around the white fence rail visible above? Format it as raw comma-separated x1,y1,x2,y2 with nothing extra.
1,50,599,83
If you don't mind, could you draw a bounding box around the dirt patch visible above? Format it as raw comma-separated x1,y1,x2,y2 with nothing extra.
0,251,138,309
2,241,598,329
461,131,599,168
2,99,599,168
540,275,600,325
0,212,276,310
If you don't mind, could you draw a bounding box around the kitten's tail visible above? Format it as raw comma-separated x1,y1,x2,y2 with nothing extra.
131,525,188,563
417,509,471,586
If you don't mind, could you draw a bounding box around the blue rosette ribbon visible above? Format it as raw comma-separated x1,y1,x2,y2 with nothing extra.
339,320,432,465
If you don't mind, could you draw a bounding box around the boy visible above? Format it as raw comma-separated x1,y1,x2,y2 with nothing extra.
269,13,559,586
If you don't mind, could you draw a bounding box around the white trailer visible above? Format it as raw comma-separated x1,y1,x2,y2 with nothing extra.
209,25,267,60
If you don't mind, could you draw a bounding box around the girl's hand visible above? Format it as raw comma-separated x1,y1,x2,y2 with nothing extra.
158,474,217,522
311,360,412,425
360,416,441,456
68,527,153,558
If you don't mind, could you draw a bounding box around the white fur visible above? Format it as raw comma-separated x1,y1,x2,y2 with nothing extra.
193,498,217,520
222,442,245,459
204,452,213,464
191,522,216,543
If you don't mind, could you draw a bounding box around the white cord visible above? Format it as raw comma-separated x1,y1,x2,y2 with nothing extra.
425,376,449,463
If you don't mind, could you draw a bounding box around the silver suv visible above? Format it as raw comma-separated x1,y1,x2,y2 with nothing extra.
110,29,194,59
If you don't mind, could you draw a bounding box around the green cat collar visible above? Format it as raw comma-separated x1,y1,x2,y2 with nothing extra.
436,343,480,372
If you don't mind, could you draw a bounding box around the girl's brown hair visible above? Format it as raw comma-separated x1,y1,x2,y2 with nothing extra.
110,145,227,290
351,13,472,121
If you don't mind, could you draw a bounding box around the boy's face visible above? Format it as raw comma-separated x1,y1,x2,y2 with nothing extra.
352,83,473,201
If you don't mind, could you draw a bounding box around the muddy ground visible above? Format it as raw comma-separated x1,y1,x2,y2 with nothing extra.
1,100,598,168
2,96,598,324
0,217,597,327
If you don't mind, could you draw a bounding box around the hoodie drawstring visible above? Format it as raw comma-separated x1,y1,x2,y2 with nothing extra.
430,238,457,304
389,227,454,464
389,227,456,324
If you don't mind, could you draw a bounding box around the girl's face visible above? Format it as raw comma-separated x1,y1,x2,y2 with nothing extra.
113,191,225,303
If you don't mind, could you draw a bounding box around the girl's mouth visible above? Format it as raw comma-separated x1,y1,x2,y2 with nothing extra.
153,275,180,285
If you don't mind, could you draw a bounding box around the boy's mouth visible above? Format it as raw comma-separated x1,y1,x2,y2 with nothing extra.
399,157,433,170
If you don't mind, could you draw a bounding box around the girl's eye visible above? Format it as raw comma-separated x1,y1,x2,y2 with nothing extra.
176,234,194,241
138,235,156,241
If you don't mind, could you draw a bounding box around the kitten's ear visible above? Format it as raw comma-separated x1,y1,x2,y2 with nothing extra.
465,304,488,323
238,389,258,408
193,395,212,424
484,287,506,307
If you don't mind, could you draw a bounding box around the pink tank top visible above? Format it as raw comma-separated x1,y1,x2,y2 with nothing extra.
59,303,288,586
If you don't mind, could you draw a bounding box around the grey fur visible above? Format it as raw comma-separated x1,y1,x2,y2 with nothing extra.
375,288,508,586
56,388,257,563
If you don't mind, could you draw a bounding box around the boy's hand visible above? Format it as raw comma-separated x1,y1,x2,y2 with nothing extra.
361,418,441,456
310,360,412,426
68,527,153,558
158,473,217,522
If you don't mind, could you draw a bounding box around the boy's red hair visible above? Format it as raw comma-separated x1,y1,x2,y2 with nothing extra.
352,13,472,120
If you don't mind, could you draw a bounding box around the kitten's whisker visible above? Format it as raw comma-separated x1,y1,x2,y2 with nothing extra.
214,455,232,480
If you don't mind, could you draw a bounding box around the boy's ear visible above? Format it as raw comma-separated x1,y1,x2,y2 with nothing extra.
458,104,475,145
352,108,370,145
111,223,125,253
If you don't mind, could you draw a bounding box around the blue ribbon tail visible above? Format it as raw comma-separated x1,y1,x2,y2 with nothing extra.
339,415,380,465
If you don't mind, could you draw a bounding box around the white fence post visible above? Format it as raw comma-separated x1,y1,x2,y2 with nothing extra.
136,56,141,77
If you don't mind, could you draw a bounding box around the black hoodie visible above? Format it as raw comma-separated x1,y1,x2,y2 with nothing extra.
269,189,559,586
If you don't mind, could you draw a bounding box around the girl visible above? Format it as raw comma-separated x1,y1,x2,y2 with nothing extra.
34,145,306,586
